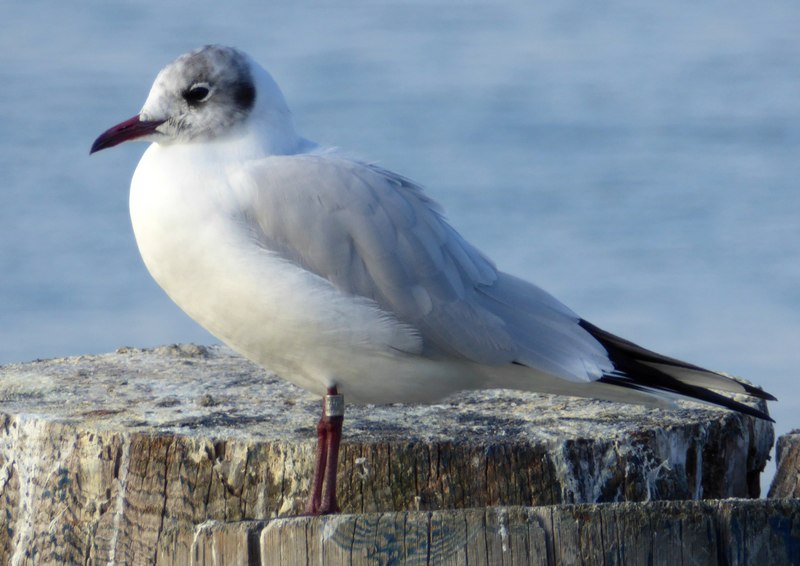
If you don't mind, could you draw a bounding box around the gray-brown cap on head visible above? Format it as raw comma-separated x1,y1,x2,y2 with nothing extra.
92,45,276,152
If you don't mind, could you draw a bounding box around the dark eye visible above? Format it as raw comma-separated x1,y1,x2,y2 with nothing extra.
183,83,212,105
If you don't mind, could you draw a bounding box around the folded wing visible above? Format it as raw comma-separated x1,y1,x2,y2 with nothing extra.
232,153,611,382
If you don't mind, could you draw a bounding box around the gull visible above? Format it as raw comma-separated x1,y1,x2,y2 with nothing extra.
91,45,774,515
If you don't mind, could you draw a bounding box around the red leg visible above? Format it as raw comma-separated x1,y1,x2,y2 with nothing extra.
319,413,343,514
303,386,344,516
304,415,328,515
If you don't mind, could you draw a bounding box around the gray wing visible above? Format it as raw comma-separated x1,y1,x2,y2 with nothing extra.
235,153,611,382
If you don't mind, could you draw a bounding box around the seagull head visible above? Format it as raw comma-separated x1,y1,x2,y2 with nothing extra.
91,45,298,154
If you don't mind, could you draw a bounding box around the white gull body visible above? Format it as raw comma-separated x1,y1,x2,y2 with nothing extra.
100,46,770,416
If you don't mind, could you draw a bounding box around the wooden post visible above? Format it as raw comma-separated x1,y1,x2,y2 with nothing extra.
769,430,800,498
0,344,776,564
258,500,799,566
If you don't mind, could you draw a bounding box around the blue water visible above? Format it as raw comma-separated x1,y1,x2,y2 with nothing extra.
1,2,799,489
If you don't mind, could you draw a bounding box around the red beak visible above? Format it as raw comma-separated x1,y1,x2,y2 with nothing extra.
90,115,166,154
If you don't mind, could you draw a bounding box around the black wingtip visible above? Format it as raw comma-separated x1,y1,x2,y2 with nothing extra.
738,382,777,402
580,319,775,421
598,374,774,422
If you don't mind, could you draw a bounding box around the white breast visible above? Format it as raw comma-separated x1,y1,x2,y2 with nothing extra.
128,141,469,402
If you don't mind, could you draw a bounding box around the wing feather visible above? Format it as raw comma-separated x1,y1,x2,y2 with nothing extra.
233,153,609,380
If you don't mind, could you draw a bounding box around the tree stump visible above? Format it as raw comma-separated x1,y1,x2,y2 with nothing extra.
0,344,774,564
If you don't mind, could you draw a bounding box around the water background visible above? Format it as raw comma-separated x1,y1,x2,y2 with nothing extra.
1,2,798,490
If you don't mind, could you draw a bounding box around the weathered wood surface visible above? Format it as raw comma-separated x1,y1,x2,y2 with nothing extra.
770,429,800,498
0,344,774,564
255,500,800,566
65,501,800,566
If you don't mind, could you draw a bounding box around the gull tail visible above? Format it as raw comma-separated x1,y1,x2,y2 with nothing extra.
579,319,776,422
